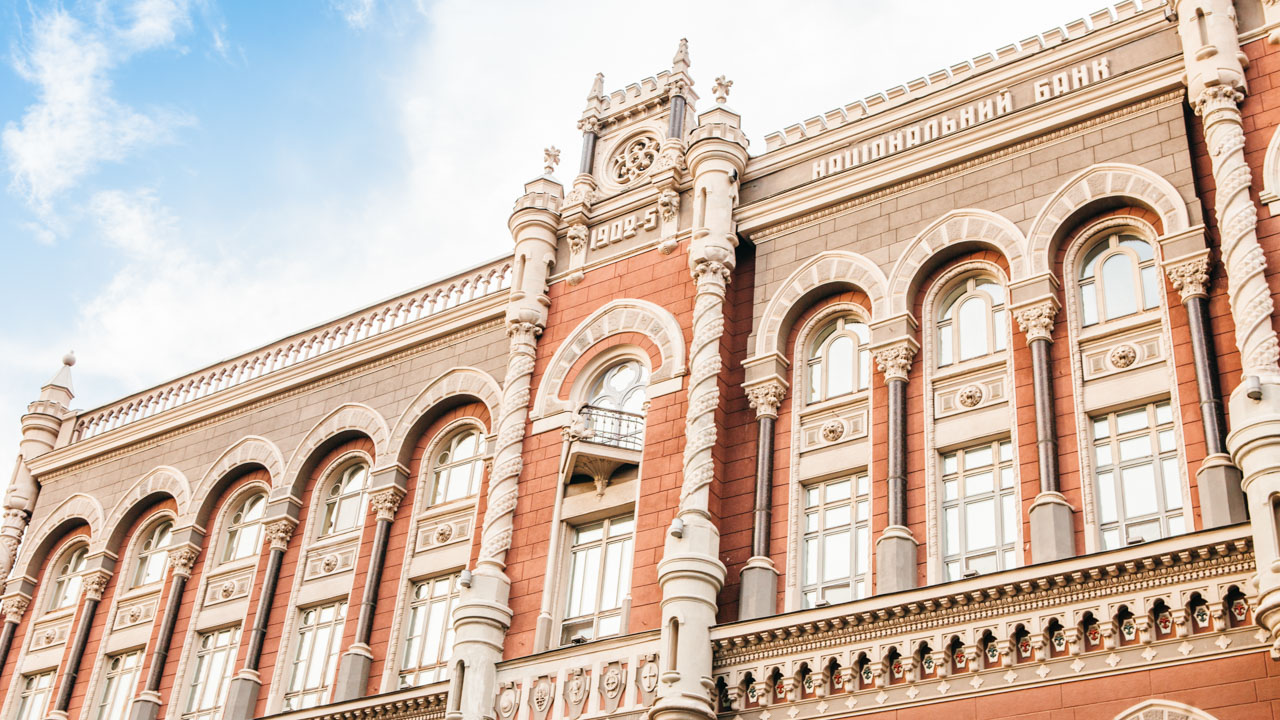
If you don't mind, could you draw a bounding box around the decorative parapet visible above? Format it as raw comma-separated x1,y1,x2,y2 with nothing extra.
762,0,1156,151
69,256,514,444
710,529,1258,717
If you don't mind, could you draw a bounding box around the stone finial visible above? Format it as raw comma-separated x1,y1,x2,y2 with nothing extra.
1166,256,1211,301
672,38,690,73
1013,302,1058,344
712,75,733,104
745,381,787,419
588,72,604,100
873,343,917,382
543,146,561,176
46,351,76,395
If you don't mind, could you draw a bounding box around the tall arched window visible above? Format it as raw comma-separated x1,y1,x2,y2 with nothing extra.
222,492,267,563
807,315,871,403
938,276,1007,366
1078,233,1159,326
321,463,368,536
48,544,87,611
133,520,174,587
582,360,649,450
429,429,485,506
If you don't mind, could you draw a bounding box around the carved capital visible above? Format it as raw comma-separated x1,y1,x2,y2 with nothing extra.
577,116,599,135
263,518,298,552
1013,302,1058,344
507,320,544,345
691,259,732,289
744,381,787,419
873,344,917,382
369,487,406,523
167,545,200,578
82,570,111,602
1166,257,1211,301
1193,84,1245,116
1,595,29,624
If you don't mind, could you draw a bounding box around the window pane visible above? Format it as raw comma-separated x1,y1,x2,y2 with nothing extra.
1002,495,1017,545
1140,265,1159,309
1116,408,1148,433
943,479,958,501
609,516,634,537
803,538,818,585
1102,254,1138,319
1119,436,1151,462
943,453,958,475
1156,403,1173,425
958,297,989,360
827,336,854,397
1081,282,1099,326
1162,458,1182,510
965,471,993,495
965,446,992,470
826,479,851,502
993,309,1007,351
1098,472,1117,523
824,505,851,528
808,363,820,403
858,349,871,390
855,527,869,574
1127,519,1161,544
822,530,850,582
944,507,960,555
965,500,997,550
1121,464,1159,518
939,325,953,366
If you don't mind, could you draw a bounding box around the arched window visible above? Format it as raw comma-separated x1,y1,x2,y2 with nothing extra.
582,360,649,451
807,315,871,403
429,429,485,506
48,544,87,611
222,492,267,563
133,520,174,587
1078,233,1159,326
321,463,368,536
938,276,1007,366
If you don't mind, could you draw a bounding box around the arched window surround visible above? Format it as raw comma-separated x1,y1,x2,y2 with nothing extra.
117,511,177,595
934,274,1008,370
920,259,1021,584
794,303,874,412
804,312,873,407
1065,217,1166,338
215,481,271,568
41,536,91,616
313,451,373,540
422,420,490,512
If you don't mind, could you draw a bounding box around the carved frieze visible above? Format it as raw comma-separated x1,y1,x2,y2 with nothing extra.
114,594,159,629
303,539,358,580
563,668,590,719
529,675,555,720
416,513,473,553
599,660,627,713
203,568,254,606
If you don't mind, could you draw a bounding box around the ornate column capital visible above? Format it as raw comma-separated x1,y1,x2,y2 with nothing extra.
369,487,406,523
82,570,111,602
1,595,29,624
1165,256,1211,301
263,518,298,552
1193,83,1245,117
166,545,200,579
1013,301,1058,343
873,343,917,383
576,116,599,134
507,320,544,346
744,381,787,419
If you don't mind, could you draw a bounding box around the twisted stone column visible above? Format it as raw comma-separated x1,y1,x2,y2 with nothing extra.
739,381,785,620
872,342,917,593
1013,301,1075,563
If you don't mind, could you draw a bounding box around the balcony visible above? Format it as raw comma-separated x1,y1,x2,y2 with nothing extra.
579,405,645,452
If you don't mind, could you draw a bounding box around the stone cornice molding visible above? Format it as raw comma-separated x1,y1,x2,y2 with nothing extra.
1012,301,1059,344
744,381,787,420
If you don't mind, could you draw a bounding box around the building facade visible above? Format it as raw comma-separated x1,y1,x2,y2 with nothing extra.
6,1,1280,719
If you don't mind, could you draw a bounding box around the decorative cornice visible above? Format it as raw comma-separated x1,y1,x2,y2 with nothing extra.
369,487,406,523
1013,301,1058,344
744,381,787,420
1165,256,1211,301
264,518,298,552
873,343,917,383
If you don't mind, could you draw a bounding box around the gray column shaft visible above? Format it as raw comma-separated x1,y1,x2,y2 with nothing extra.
668,95,686,138
1186,296,1228,455
578,132,597,175
0,620,15,680
751,416,775,558
53,597,100,712
245,547,284,671
354,518,392,645
1030,338,1059,494
144,573,188,691
887,378,908,527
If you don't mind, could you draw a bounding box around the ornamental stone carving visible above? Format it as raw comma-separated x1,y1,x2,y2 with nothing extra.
599,661,626,713
563,668,590,719
567,224,588,254
608,134,660,185
873,344,917,383
219,581,236,599
745,381,787,419
167,545,200,578
1165,256,1211,301
529,676,555,720
1,596,29,624
636,653,660,705
957,385,984,408
658,188,680,222
83,570,111,602
1110,344,1138,369
821,419,845,442
434,524,454,544
369,487,405,523
496,682,519,720
264,518,297,552
1013,302,1057,344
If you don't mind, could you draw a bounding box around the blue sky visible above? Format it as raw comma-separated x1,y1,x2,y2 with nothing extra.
0,0,1117,450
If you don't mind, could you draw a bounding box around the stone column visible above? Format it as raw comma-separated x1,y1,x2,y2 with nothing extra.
1166,255,1246,526
652,82,748,720
872,342,918,594
1171,0,1280,656
224,517,296,720
129,546,199,720
333,486,405,700
48,570,109,720
450,163,560,720
739,381,785,620
1013,301,1075,563
0,596,29,677
1,355,76,580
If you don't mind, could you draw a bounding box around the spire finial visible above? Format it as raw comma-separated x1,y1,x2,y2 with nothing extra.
588,72,604,100
543,146,561,176
712,75,733,104
672,38,690,73
62,351,75,367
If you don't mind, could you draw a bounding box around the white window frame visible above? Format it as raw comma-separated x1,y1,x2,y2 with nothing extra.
183,625,240,720
47,544,87,612
398,574,460,688
800,474,871,608
937,276,1007,367
806,315,872,404
320,463,368,537
1077,233,1159,327
95,649,143,720
283,600,347,710
428,431,485,507
1091,401,1185,550
221,492,267,564
560,513,634,645
940,440,1019,580
587,360,650,414
132,519,174,588
14,669,55,720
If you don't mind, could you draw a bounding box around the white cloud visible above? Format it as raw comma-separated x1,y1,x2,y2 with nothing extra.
333,0,376,29
118,0,193,52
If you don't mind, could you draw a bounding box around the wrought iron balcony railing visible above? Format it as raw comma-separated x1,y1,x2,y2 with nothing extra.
580,405,645,451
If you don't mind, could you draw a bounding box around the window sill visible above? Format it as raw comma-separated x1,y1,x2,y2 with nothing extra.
1077,310,1161,343
418,497,478,522
308,529,362,552
933,352,1007,382
208,555,259,577
798,391,870,419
